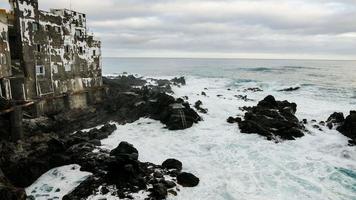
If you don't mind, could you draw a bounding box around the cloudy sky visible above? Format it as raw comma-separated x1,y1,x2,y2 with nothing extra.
1,0,356,60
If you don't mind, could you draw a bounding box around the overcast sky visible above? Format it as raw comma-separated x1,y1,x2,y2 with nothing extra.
1,0,356,60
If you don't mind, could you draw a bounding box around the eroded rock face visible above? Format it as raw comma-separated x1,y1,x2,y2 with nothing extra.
103,76,201,130
63,142,199,200
0,124,117,188
110,141,139,160
326,112,345,129
337,111,356,145
237,95,305,140
0,76,200,199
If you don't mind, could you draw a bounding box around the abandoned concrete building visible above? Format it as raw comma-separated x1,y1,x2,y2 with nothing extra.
0,0,104,140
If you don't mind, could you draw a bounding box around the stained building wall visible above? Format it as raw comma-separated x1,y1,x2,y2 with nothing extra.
0,10,12,100
8,0,103,114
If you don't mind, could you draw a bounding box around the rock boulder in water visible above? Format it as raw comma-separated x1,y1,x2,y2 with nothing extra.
194,100,208,114
177,172,200,187
237,95,305,140
278,86,301,92
162,159,183,171
171,77,186,85
326,112,345,129
337,111,356,145
110,141,139,160
64,141,199,199
227,116,242,124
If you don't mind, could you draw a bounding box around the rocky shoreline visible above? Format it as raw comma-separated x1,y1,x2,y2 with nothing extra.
0,75,201,200
0,75,355,200
227,94,355,144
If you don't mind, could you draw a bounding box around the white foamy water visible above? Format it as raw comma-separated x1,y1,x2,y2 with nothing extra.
98,76,356,200
26,164,92,200
27,74,356,200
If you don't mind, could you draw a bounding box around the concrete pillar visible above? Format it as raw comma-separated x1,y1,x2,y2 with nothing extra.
86,91,93,105
10,106,23,141
64,94,71,110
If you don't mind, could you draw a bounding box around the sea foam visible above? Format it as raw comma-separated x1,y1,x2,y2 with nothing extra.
27,76,356,200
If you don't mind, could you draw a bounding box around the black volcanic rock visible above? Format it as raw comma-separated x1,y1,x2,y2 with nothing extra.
162,159,183,171
65,142,199,200
337,111,356,145
194,100,208,114
237,95,305,140
150,183,168,199
227,116,242,124
0,75,200,200
326,112,345,129
0,168,27,200
171,77,186,86
103,76,201,130
177,172,200,187
278,86,301,92
110,141,139,160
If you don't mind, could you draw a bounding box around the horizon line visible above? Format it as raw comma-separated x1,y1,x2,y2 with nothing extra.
103,56,356,62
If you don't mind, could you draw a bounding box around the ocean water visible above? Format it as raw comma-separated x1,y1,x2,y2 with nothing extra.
28,58,356,200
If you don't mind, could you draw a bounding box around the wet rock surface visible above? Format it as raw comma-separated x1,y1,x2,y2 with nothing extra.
177,172,200,187
63,141,199,200
0,124,117,189
243,87,263,92
227,116,242,124
234,95,305,140
278,86,301,92
102,76,201,130
194,100,208,114
326,112,345,129
0,75,200,199
162,159,183,171
335,111,356,145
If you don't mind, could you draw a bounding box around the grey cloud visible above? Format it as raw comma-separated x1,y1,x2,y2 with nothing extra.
2,0,356,59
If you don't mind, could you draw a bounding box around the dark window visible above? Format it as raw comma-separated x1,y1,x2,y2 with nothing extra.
79,47,83,54
33,23,39,31
36,65,45,75
93,50,96,56
75,29,82,37
45,25,50,31
36,44,41,52
65,45,70,53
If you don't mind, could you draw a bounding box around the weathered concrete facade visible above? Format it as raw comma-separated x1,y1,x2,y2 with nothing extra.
0,9,12,100
2,0,103,115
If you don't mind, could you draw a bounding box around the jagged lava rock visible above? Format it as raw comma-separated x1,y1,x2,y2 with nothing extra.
337,111,356,145
194,100,208,114
227,116,242,124
162,159,183,171
237,95,305,140
110,141,139,160
177,172,200,187
326,112,345,129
